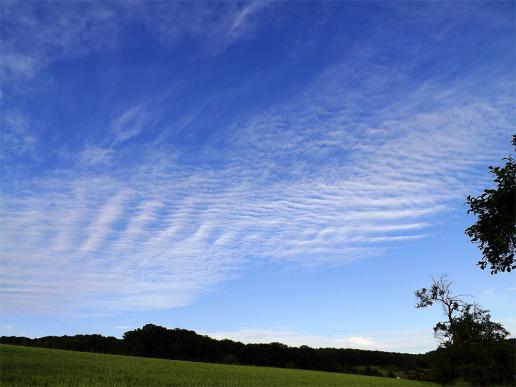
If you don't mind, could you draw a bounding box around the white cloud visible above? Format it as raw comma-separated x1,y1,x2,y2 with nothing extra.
0,1,274,80
205,327,436,353
0,110,36,159
74,105,152,165
110,106,147,145
223,0,274,51
0,41,513,315
0,2,119,79
80,192,128,253
79,146,114,165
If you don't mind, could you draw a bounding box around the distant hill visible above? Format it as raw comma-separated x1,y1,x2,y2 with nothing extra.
1,323,431,380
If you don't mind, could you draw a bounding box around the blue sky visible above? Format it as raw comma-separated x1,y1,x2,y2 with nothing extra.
1,1,514,353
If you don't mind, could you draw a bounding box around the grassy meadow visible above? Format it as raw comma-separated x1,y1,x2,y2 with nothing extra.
0,344,437,386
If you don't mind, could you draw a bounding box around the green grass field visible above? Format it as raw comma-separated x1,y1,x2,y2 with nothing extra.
0,344,437,386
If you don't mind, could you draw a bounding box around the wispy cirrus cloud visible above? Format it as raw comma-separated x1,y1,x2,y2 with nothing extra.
77,105,151,165
1,2,513,317
1,1,118,80
0,1,274,81
0,110,36,160
1,55,512,314
110,106,148,145
79,145,114,165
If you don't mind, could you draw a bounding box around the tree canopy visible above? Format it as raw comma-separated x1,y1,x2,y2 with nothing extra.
415,276,514,385
465,135,516,273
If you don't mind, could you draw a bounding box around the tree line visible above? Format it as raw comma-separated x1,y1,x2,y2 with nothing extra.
1,324,429,379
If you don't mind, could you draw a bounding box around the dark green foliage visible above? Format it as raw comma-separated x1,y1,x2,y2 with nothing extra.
430,305,513,385
0,324,430,377
0,334,122,354
362,366,383,377
466,134,516,274
428,339,515,386
415,277,514,385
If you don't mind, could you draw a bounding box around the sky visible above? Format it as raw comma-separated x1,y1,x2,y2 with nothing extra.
0,1,515,354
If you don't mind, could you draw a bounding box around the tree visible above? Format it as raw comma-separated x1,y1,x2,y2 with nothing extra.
415,276,514,385
415,276,464,346
465,135,516,274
